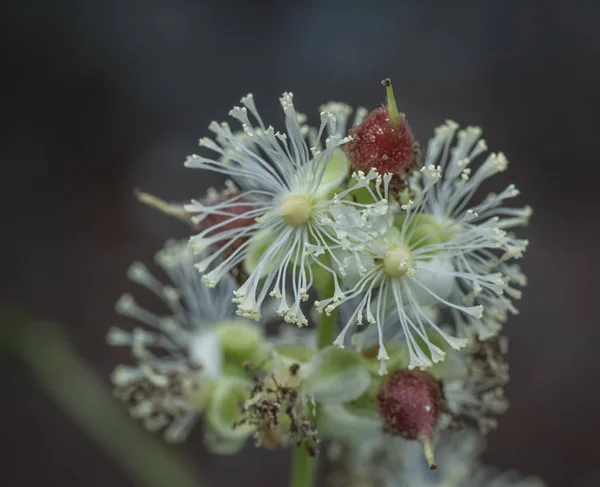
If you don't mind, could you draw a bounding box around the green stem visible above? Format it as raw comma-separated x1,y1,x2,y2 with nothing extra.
317,308,337,350
0,306,203,487
290,445,315,487
316,274,337,350
288,274,339,486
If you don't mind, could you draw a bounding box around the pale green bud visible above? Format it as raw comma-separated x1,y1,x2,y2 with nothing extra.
214,320,264,360
313,148,351,199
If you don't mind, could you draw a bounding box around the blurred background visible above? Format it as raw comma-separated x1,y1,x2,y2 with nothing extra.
2,1,599,486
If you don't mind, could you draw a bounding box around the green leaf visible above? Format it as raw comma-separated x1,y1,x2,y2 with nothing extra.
275,344,316,364
302,347,371,404
318,403,381,442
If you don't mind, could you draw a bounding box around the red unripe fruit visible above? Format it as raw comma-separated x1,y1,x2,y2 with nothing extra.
345,106,416,175
377,369,443,468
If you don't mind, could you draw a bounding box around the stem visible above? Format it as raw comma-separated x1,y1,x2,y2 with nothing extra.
317,308,337,350
290,446,315,487
288,274,339,486
316,274,337,350
0,306,203,487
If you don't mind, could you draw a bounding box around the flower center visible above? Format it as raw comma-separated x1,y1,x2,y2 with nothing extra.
383,247,412,277
280,194,312,226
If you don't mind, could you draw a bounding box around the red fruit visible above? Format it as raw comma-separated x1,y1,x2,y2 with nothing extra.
377,369,443,469
345,79,416,175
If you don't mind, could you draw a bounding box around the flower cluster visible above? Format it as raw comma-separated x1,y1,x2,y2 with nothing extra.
108,80,542,485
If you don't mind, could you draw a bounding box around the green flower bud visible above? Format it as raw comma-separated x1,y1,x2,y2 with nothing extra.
243,230,276,276
394,213,460,251
214,320,264,360
314,148,350,199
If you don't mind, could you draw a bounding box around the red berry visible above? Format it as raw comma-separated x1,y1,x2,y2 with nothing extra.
344,79,416,176
345,107,415,174
377,369,443,468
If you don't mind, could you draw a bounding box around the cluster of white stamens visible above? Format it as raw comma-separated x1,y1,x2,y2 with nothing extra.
182,97,529,373
184,94,388,327
312,129,529,372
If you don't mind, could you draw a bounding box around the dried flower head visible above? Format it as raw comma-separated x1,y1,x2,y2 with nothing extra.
234,361,319,456
112,359,202,442
443,336,510,434
108,240,260,442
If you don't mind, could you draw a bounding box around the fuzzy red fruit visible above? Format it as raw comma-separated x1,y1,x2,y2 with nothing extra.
345,106,415,174
376,369,443,442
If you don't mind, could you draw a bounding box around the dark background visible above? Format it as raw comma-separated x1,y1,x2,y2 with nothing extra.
2,1,600,486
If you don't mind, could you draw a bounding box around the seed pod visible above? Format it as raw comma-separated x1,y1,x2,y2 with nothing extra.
345,79,416,178
376,369,443,469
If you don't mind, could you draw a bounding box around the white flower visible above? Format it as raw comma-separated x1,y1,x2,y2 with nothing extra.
422,121,531,339
316,165,477,372
388,430,545,487
184,93,388,326
316,119,531,371
107,240,259,442
325,430,544,487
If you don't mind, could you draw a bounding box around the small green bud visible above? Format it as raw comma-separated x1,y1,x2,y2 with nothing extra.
314,148,350,199
243,230,276,276
394,213,460,251
214,320,264,360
